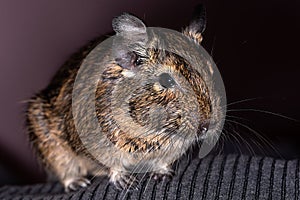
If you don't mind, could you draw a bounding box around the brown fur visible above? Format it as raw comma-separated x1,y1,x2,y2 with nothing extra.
26,12,223,191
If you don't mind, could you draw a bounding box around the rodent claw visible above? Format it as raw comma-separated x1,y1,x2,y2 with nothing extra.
152,170,175,182
110,171,138,191
64,177,91,192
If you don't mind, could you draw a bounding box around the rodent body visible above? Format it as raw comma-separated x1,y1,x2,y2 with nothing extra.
26,6,225,191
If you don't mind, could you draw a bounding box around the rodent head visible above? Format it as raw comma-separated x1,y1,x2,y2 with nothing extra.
92,6,225,156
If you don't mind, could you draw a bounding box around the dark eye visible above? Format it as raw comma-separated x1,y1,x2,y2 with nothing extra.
135,56,143,66
158,73,176,88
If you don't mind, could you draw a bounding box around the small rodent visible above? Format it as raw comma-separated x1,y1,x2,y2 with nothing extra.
26,5,224,192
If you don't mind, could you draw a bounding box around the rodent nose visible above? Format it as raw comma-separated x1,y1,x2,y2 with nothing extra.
200,122,209,134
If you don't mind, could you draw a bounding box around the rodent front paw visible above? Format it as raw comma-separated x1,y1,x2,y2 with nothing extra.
109,170,138,190
64,177,91,192
151,168,175,182
152,171,175,181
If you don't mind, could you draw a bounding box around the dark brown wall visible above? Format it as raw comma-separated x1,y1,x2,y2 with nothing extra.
0,0,299,184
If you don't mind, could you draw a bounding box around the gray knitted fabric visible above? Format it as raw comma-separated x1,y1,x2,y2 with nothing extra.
0,154,299,199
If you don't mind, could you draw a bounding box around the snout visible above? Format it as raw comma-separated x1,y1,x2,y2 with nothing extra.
199,121,210,134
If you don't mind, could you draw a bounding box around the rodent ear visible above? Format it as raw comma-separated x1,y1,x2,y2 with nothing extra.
115,50,141,70
183,4,206,44
112,14,147,70
112,13,146,35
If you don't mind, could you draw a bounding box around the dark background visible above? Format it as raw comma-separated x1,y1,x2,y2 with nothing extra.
0,0,299,185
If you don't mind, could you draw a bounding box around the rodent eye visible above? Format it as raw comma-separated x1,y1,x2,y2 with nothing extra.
135,56,143,66
158,73,176,88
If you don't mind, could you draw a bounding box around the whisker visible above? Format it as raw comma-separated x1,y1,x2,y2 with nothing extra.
215,132,225,155
226,114,251,123
223,121,259,156
226,119,282,158
127,134,181,197
223,128,244,155
89,164,108,183
123,129,181,196
225,97,263,107
227,108,298,122
120,154,152,199
230,127,256,156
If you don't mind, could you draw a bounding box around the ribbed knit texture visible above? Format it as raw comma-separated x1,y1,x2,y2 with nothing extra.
0,154,299,199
